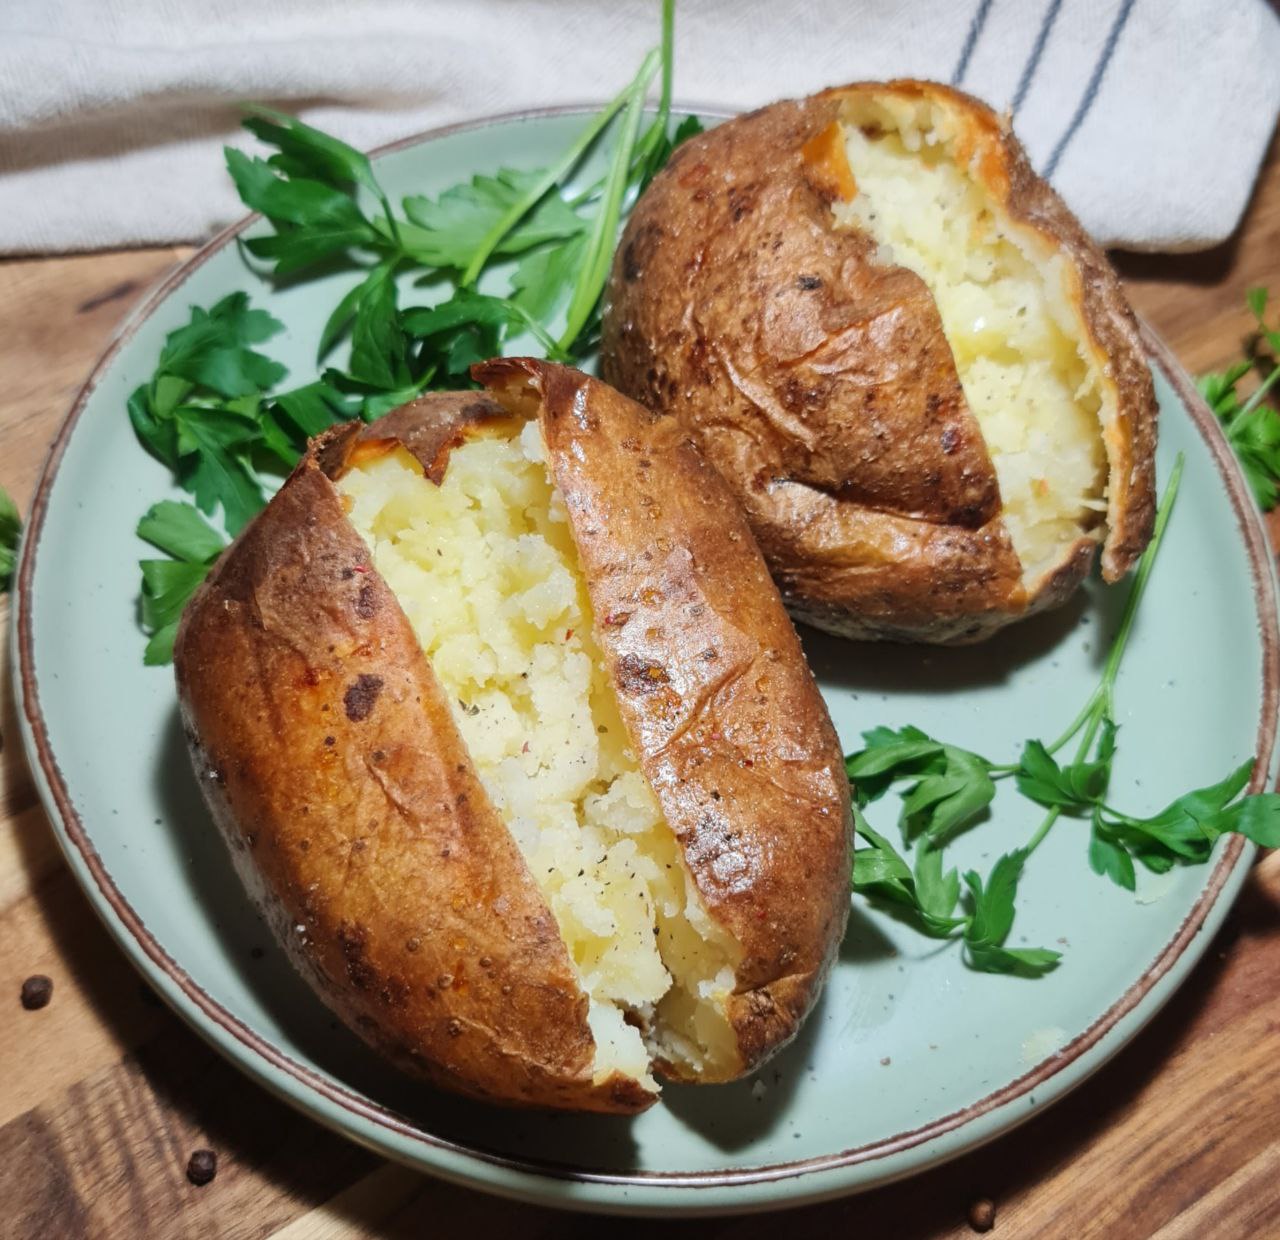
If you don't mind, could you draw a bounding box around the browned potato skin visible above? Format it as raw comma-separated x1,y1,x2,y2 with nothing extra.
601,80,1157,644
478,360,852,1081
175,368,852,1109
175,393,652,1114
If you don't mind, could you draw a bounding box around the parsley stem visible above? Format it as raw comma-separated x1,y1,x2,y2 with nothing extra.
378,191,403,251
458,75,640,289
1239,364,1280,417
1027,458,1184,857
632,0,676,172
1029,699,1105,855
1024,807,1061,855
1097,452,1184,697
1046,686,1105,756
558,50,658,351
1043,454,1184,757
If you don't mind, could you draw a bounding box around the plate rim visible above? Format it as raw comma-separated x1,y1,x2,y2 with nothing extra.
11,105,1278,1208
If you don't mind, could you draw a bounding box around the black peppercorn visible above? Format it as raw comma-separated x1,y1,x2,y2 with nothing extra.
968,1198,996,1232
20,975,53,1010
186,1149,218,1187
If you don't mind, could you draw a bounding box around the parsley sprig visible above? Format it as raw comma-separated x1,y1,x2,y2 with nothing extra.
848,454,1280,977
1199,287,1280,509
130,0,698,663
0,484,21,593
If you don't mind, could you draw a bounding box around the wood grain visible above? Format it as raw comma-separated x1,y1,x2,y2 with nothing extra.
1,129,1278,1238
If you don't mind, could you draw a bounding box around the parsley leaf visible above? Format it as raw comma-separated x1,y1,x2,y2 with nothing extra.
851,811,916,907
173,405,267,535
510,234,588,324
137,500,227,563
155,293,287,398
0,484,20,592
913,842,963,931
851,813,965,937
136,502,227,665
130,0,699,664
1094,759,1274,870
846,726,995,842
271,380,359,440
1088,811,1137,890
129,294,290,531
1198,286,1280,509
1015,730,1112,810
401,169,586,270
962,851,1061,977
347,261,412,391
242,107,382,198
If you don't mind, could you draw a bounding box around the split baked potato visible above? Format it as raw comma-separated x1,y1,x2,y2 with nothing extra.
174,359,852,1113
603,80,1158,643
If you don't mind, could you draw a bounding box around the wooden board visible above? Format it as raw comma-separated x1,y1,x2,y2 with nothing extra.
2,132,1278,1237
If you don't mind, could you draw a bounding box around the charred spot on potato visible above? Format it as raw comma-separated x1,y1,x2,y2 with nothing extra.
615,654,672,695
726,184,757,222
797,274,822,290
343,674,384,721
941,425,960,454
354,582,378,619
337,922,378,990
622,239,643,282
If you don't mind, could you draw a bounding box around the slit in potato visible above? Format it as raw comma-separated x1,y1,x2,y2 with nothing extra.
337,428,741,1089
832,96,1109,590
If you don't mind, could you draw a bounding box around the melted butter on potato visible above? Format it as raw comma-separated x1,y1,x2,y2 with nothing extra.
337,429,738,1088
834,96,1108,587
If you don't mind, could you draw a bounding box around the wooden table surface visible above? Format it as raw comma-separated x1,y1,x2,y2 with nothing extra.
2,132,1279,1239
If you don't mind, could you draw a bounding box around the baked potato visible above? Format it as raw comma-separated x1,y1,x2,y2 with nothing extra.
174,359,852,1113
602,79,1158,643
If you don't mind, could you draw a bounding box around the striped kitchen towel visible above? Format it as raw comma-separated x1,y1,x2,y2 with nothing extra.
0,0,1276,254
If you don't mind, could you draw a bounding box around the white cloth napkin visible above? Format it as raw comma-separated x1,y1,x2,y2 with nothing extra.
1,0,1277,255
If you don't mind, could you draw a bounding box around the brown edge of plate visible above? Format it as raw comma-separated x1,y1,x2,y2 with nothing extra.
12,106,1280,1192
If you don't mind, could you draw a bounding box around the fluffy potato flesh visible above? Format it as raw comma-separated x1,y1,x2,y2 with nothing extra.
337,429,741,1090
834,96,1108,587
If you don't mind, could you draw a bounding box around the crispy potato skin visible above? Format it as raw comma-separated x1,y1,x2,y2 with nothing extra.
478,360,852,1081
176,372,852,1107
601,80,1157,644
175,394,653,1114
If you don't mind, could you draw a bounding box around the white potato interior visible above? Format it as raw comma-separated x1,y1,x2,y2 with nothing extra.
834,96,1108,586
338,429,740,1088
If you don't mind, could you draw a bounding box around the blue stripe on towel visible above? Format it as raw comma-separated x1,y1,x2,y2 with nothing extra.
1011,0,1064,116
1044,0,1138,178
952,0,995,85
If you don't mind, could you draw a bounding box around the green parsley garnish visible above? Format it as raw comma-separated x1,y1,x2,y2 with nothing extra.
1198,287,1280,509
131,0,696,662
847,453,1280,977
0,484,21,593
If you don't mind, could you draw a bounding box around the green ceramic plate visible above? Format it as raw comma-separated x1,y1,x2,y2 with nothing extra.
13,109,1279,1216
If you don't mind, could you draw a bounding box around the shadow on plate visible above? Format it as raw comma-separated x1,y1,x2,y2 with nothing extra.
154,706,647,1170
660,984,828,1153
799,583,1113,698
839,904,899,965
